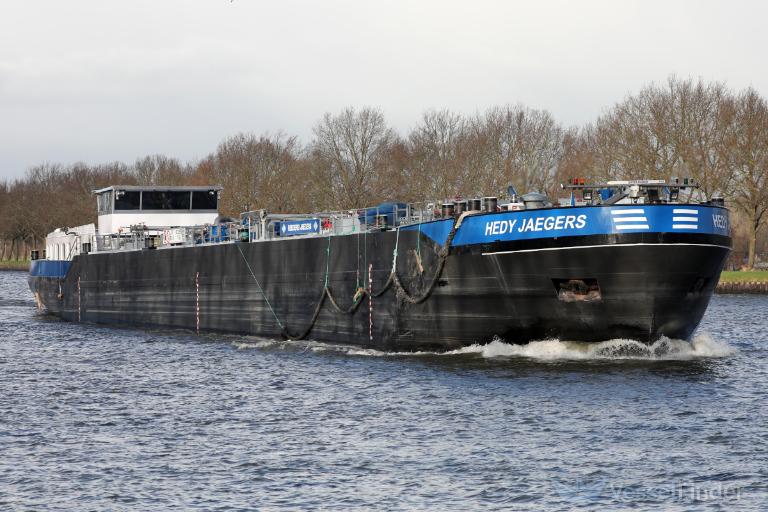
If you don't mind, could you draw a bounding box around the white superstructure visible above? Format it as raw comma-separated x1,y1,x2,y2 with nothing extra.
39,185,223,260
45,224,97,261
94,185,222,234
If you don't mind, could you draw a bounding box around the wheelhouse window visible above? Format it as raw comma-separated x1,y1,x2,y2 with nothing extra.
192,190,218,210
114,190,141,210
97,192,114,214
141,191,191,210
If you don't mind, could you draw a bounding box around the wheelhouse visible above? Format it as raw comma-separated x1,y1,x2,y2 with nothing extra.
93,185,222,234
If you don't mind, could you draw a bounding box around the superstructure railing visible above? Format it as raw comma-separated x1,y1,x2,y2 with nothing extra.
88,200,445,255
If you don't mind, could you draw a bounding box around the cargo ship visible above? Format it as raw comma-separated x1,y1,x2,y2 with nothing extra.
28,180,731,351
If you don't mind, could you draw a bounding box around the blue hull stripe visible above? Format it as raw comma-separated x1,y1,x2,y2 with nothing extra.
402,205,730,246
29,260,71,278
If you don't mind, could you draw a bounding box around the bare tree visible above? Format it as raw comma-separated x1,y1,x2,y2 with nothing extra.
589,88,678,181
732,88,768,268
406,109,467,198
664,78,736,198
212,132,302,214
133,155,186,185
312,107,396,208
470,105,565,197
562,77,738,199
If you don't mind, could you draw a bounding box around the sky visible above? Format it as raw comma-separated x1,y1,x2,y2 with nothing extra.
1,0,766,179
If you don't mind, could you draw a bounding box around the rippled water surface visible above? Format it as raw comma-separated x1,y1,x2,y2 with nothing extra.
1,271,767,510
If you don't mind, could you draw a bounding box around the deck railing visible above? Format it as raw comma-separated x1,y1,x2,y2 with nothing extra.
88,201,444,255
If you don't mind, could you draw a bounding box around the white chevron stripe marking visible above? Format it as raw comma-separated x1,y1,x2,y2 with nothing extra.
611,209,645,215
615,224,650,230
612,217,648,223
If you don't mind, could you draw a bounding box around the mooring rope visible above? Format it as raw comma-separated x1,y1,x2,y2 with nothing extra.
416,221,422,259
235,242,285,330
387,218,460,304
237,215,462,341
391,224,400,272
356,226,361,289
324,235,331,288
322,232,366,315
281,286,327,340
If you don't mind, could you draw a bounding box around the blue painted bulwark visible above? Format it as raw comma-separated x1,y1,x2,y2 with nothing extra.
29,260,71,278
405,205,729,246
401,219,454,246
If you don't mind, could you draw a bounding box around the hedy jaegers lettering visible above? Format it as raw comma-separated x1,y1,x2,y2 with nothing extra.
484,214,587,236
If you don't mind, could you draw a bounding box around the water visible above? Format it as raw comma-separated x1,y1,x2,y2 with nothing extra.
1,271,766,510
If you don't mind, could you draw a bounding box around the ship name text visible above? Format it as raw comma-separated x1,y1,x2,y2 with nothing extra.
712,214,728,230
484,214,587,236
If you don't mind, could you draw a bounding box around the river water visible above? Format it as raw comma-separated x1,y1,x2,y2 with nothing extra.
1,270,766,510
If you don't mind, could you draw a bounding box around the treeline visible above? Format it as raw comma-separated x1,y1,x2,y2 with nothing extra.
1,77,766,266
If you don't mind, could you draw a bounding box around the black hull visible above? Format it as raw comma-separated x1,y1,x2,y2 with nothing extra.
28,228,730,351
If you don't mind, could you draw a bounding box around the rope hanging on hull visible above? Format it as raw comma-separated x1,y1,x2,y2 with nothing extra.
236,217,461,341
235,243,285,330
374,218,460,304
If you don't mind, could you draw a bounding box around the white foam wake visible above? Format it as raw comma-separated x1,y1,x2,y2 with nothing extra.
439,333,735,361
233,333,735,361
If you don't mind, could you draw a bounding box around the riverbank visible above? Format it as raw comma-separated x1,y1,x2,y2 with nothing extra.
0,260,29,271
716,270,768,294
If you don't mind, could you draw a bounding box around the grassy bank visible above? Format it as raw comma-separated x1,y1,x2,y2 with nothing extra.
0,260,29,271
719,270,768,283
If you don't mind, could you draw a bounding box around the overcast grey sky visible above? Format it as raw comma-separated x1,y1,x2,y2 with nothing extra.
1,0,765,179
